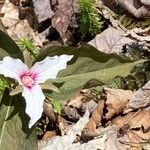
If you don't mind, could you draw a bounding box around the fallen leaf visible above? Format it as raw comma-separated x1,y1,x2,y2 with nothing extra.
124,81,150,114
88,27,134,54
42,131,56,140
104,87,133,119
1,1,46,47
67,89,90,108
63,105,82,121
140,0,150,5
115,0,150,18
33,0,54,23
101,126,130,150
112,109,150,149
38,109,89,150
51,0,75,42
63,89,91,121
84,100,104,136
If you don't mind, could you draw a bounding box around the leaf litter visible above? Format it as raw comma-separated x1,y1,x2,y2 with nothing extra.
0,0,150,150
38,79,150,150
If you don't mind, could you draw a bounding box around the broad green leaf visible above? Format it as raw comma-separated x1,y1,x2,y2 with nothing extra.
0,48,9,60
0,89,37,150
37,44,145,101
41,80,59,93
0,30,24,60
9,85,23,96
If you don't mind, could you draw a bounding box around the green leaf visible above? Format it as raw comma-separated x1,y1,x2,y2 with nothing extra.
41,80,59,93
0,48,9,60
51,99,63,114
37,44,145,101
0,30,24,60
9,85,23,96
0,89,37,150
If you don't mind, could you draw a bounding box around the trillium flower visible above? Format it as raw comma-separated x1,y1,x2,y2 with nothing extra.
0,55,73,128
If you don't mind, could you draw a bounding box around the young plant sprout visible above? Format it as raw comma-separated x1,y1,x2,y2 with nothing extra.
0,55,73,128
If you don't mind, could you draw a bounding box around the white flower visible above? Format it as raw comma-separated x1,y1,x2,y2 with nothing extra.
0,55,73,128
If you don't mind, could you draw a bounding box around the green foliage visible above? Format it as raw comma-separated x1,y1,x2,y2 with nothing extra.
78,0,103,35
0,30,24,60
0,89,37,150
51,99,63,114
18,38,38,58
37,44,144,101
0,78,8,92
0,30,37,149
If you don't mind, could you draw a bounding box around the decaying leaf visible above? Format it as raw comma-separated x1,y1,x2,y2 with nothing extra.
1,1,46,47
51,0,75,42
33,0,54,23
38,109,89,150
115,0,150,18
66,89,90,108
140,0,150,5
124,81,150,114
42,131,57,140
102,126,130,150
84,100,104,136
88,27,133,54
104,87,133,119
63,89,91,121
111,109,150,149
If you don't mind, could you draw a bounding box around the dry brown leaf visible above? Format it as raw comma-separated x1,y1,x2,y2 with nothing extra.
84,100,104,135
42,131,57,140
112,110,150,130
115,0,150,18
88,27,134,54
63,89,91,121
124,81,150,114
33,0,54,23
51,0,75,42
104,87,133,119
111,109,150,149
101,126,130,150
38,110,90,150
67,89,90,108
140,0,150,5
1,1,46,46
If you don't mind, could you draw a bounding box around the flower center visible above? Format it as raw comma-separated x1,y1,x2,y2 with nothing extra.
21,75,35,88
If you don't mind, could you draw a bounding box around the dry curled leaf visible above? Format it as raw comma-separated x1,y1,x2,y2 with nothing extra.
1,1,46,46
42,131,56,140
67,89,90,108
84,100,104,136
115,0,150,18
38,110,90,150
112,109,150,149
104,87,133,119
88,27,133,54
51,0,75,42
124,81,150,114
63,89,91,121
33,0,54,23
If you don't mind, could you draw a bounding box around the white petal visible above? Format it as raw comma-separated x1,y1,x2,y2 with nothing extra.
0,56,28,82
31,55,73,83
22,84,45,128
